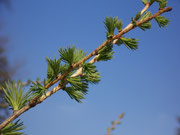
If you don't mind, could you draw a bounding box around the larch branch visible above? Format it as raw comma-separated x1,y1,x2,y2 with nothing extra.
0,6,172,130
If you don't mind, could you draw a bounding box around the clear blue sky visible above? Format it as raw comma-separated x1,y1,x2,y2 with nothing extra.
1,0,180,135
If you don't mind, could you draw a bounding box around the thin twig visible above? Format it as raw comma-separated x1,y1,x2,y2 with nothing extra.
106,113,124,135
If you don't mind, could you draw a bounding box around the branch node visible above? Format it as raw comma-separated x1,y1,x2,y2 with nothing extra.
92,50,98,55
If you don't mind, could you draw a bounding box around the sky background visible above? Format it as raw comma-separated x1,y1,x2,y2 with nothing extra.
1,0,180,135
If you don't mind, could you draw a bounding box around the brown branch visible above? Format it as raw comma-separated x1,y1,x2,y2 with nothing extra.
0,6,172,130
69,3,151,78
113,7,172,40
70,54,99,77
0,84,63,131
106,113,124,135
124,3,150,30
43,4,154,89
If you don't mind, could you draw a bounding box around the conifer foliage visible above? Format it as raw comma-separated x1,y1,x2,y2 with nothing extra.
0,0,172,134
0,120,25,135
139,11,152,30
2,81,31,111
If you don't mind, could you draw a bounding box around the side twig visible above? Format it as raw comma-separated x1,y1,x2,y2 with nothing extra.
106,113,124,135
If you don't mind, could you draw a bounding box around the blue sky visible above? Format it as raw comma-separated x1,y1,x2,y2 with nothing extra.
1,0,180,135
